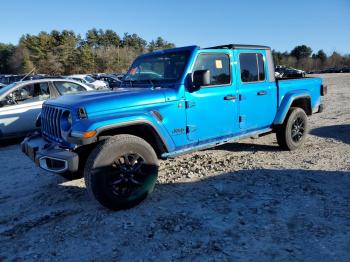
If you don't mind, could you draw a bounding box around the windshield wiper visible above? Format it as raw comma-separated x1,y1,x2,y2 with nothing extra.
144,79,163,89
122,79,134,88
147,79,155,89
121,79,162,89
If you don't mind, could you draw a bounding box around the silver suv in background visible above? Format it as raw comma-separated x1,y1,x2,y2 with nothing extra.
0,79,93,139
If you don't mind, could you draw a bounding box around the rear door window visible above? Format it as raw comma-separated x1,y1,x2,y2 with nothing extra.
257,54,265,80
54,81,86,95
37,82,50,100
239,53,266,82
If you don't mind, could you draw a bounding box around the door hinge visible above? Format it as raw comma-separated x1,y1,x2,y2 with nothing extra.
186,125,197,134
185,101,196,108
239,94,243,101
239,115,246,128
239,115,246,123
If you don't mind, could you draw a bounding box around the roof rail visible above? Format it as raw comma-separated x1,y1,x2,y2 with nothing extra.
204,44,270,50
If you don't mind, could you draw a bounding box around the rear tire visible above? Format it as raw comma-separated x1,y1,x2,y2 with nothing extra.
276,107,309,150
84,134,159,210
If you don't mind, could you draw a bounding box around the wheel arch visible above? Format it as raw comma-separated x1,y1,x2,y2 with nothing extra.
274,92,312,125
96,121,169,158
290,97,312,115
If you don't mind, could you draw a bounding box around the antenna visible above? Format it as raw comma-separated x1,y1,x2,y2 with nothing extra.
20,68,36,82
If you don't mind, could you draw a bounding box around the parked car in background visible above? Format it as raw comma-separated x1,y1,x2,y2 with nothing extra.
67,74,108,90
275,66,287,78
275,65,305,78
320,68,343,73
91,73,122,89
307,67,350,74
112,74,125,81
0,79,93,139
0,75,24,85
341,67,350,73
21,75,65,81
307,70,317,74
283,68,306,78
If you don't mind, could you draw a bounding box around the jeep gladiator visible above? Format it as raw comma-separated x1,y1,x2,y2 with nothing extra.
21,44,327,210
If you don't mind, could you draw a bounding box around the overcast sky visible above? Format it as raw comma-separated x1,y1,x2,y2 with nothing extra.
1,0,349,54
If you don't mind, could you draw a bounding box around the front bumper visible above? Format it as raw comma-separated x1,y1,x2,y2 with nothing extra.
21,134,79,174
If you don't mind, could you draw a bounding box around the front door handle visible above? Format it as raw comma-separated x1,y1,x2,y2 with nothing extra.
257,90,267,96
224,95,236,100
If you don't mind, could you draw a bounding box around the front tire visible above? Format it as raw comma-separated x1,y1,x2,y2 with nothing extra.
276,107,309,150
84,134,159,210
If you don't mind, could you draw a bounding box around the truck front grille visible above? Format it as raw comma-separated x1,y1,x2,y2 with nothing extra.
41,105,64,142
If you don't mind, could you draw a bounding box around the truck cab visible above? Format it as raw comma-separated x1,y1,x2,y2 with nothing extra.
179,45,277,148
22,44,326,210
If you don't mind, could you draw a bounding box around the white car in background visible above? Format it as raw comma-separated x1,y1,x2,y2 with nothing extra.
0,79,93,139
67,74,108,90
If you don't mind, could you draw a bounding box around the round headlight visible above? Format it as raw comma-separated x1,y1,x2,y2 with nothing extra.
67,113,72,126
61,110,72,132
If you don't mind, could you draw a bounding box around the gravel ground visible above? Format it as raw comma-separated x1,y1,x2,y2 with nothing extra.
0,73,349,261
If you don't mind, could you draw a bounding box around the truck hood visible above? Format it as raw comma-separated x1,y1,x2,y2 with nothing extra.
46,87,168,115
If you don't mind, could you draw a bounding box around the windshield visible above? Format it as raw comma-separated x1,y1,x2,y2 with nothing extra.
54,82,86,95
124,51,190,83
84,76,96,83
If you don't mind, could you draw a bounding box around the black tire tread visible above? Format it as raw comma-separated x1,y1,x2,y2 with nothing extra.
84,134,158,210
276,107,308,151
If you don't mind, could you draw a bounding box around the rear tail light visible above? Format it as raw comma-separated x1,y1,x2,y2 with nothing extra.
321,84,327,96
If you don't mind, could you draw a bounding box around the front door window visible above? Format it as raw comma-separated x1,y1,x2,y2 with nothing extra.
0,82,50,108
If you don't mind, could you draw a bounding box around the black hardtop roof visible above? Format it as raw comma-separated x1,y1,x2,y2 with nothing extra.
204,44,271,50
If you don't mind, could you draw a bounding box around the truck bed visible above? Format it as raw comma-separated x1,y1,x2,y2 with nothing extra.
276,77,323,110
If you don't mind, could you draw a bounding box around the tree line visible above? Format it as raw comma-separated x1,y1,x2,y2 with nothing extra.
272,45,350,72
1,30,349,75
0,29,175,75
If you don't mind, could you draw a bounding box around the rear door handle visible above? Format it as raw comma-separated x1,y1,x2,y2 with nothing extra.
257,90,267,96
224,95,236,100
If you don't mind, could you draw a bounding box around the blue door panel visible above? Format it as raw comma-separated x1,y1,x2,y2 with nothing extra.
238,82,277,129
234,50,277,131
184,50,239,143
185,85,238,142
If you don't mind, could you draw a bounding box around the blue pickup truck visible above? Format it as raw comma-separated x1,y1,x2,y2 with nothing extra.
22,44,326,210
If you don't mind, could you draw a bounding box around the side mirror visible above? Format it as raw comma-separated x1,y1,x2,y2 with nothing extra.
191,70,210,92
